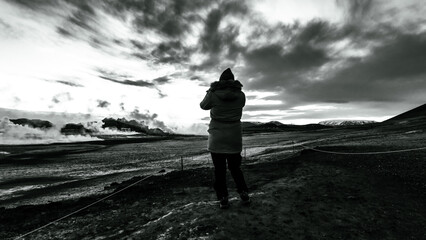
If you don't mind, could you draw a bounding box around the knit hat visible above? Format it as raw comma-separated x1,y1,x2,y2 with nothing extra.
219,68,234,81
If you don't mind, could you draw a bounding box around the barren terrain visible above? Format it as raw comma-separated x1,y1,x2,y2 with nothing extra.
1,118,425,239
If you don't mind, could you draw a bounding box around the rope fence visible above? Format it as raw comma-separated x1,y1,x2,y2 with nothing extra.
15,154,212,239
298,143,426,155
15,174,155,239
17,140,426,239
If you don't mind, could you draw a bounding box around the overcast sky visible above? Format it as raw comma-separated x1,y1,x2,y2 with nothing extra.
1,0,425,133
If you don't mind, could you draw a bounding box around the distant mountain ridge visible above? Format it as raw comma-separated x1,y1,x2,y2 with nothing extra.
242,121,331,133
6,103,425,136
318,120,376,126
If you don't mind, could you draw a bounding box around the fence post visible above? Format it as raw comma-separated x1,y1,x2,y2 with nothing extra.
181,156,184,171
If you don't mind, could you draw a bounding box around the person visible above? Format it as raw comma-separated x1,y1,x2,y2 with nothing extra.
200,68,250,209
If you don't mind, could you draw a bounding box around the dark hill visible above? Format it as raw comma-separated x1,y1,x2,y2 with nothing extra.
384,103,426,122
241,122,260,128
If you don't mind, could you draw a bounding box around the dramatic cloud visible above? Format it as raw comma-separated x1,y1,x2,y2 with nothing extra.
113,0,210,38
243,43,329,89
150,41,194,64
337,0,374,24
1,0,425,129
5,0,58,11
192,3,248,70
200,7,245,54
237,1,426,116
284,32,426,105
98,69,154,87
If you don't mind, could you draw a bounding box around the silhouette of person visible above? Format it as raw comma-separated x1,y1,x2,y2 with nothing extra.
200,68,250,209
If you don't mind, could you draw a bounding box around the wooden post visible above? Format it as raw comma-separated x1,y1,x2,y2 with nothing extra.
179,156,185,194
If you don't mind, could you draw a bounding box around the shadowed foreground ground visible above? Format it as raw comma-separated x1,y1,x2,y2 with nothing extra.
1,142,425,240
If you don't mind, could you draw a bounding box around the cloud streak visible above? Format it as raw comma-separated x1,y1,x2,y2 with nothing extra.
54,80,83,87
99,76,154,88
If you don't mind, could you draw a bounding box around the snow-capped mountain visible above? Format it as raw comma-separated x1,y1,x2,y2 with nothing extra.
318,120,376,126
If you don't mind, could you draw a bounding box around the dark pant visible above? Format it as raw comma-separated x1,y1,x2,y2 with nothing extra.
211,152,248,200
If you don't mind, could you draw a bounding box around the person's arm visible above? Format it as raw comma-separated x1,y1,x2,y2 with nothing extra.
241,91,246,107
200,91,213,110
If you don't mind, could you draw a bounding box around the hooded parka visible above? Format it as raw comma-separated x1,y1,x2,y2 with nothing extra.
200,69,245,153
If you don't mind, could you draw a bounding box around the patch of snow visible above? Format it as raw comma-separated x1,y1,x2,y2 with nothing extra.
319,120,376,126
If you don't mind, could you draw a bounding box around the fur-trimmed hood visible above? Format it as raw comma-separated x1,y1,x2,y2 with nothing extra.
209,80,243,92
208,80,243,101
